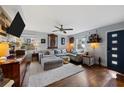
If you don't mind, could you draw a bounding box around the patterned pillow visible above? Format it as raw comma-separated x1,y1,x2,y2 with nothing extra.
62,49,67,54
54,49,61,54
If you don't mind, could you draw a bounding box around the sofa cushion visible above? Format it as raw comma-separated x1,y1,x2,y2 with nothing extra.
54,49,61,54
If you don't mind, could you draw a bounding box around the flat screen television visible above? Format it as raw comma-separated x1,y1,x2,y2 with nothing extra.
7,12,25,38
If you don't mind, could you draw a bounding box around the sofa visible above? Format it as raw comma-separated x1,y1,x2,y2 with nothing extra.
38,49,84,66
38,50,63,70
53,49,83,63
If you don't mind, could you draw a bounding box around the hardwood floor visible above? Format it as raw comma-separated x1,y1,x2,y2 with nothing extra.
23,62,124,87
48,65,124,87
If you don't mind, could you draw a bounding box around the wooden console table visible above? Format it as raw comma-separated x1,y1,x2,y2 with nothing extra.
0,55,29,87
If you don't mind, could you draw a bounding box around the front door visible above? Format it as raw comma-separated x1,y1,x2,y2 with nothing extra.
107,30,124,74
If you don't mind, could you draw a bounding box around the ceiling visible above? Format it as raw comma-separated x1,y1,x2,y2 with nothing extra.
2,5,124,35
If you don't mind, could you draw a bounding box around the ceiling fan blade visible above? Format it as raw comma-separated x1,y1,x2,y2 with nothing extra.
63,30,67,34
55,26,60,29
52,30,59,32
63,28,73,30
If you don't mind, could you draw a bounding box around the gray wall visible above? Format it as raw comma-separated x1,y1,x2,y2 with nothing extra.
21,30,68,51
69,21,124,67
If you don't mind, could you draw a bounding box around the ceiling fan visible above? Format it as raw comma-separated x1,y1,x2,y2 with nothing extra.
52,25,73,34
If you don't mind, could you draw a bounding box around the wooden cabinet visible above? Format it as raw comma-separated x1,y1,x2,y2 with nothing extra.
69,37,74,43
48,34,58,49
0,55,28,87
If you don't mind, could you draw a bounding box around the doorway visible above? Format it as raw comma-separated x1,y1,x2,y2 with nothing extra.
107,30,124,74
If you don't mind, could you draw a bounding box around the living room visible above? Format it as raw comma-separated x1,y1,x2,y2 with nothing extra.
1,5,124,88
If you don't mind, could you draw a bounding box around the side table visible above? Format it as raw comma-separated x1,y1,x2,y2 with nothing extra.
32,53,39,61
82,55,94,66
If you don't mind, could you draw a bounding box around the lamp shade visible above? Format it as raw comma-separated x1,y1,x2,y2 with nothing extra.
0,42,9,57
90,43,99,49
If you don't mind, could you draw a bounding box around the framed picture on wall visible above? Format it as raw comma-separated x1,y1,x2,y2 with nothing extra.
61,38,65,45
27,39,31,44
41,39,46,43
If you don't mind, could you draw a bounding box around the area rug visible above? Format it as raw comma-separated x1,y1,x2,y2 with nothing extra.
28,63,84,87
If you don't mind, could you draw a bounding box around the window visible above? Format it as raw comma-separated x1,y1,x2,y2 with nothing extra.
81,38,86,49
112,34,118,37
112,54,118,58
112,40,118,44
112,61,117,65
76,37,86,50
112,47,118,51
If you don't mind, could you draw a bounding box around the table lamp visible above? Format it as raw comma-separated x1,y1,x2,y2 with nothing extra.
90,43,99,49
90,43,99,63
0,42,9,63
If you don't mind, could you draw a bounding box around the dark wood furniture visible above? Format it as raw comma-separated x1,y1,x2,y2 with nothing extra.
15,50,26,56
32,53,39,61
0,55,29,87
48,34,58,49
69,37,74,43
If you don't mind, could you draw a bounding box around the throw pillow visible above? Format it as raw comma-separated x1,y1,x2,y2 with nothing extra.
57,49,61,54
62,49,67,54
54,50,58,54
49,50,54,55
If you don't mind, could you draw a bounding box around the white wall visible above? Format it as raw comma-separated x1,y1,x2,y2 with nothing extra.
58,35,68,49
70,21,124,67
21,30,68,51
